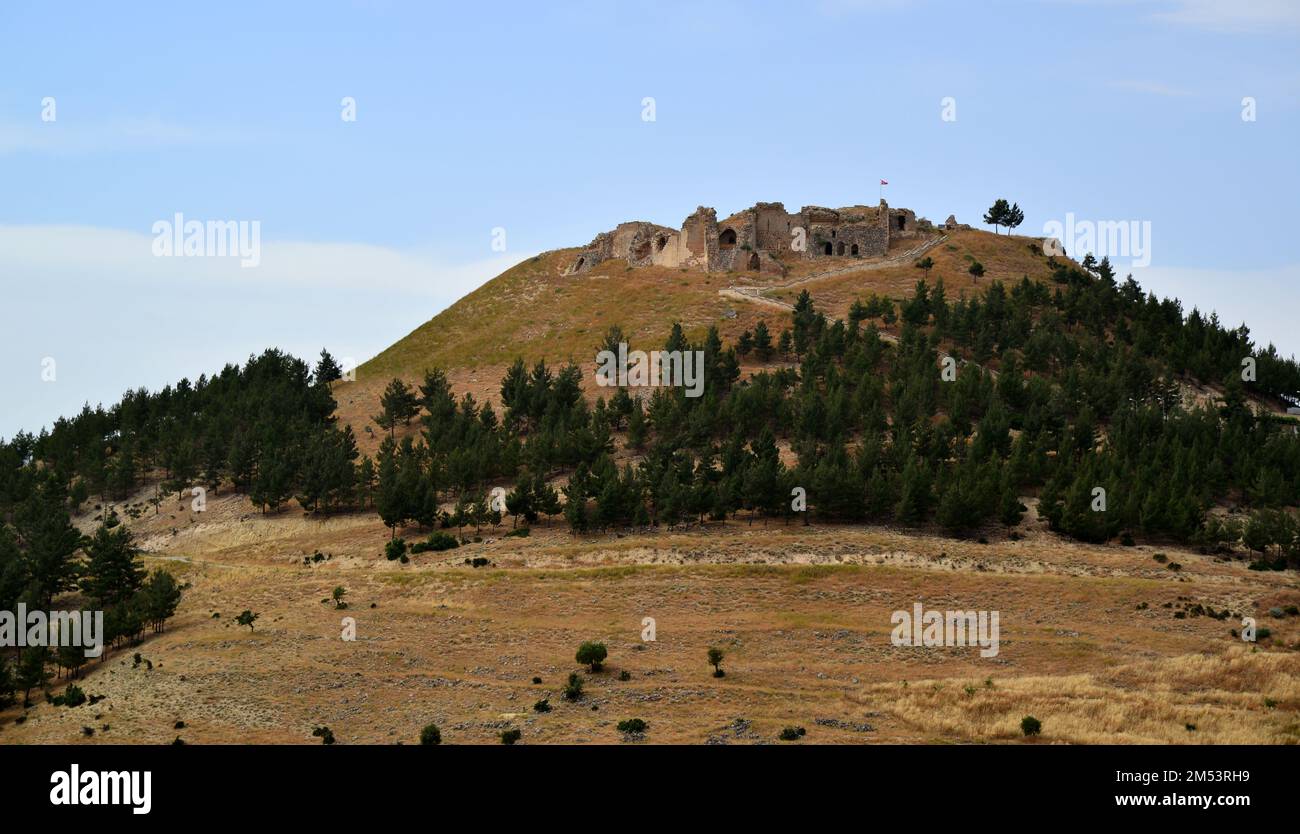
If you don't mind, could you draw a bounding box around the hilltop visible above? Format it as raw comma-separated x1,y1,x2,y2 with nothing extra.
341,217,1064,447
3,197,1299,747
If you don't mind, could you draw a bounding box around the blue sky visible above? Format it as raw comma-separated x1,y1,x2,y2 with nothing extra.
2,0,1298,437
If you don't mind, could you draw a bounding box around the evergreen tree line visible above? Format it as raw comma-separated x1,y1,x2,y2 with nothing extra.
372,261,1299,565
0,505,182,708
2,260,1298,567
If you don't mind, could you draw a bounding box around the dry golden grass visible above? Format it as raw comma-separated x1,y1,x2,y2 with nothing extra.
865,648,1300,744
8,230,1294,746
334,228,1060,456
2,486,1296,746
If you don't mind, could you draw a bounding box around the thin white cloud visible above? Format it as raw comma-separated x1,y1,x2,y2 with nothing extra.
1049,0,1300,34
0,224,529,298
817,0,913,16
0,118,256,155
1148,0,1300,33
1109,79,1193,97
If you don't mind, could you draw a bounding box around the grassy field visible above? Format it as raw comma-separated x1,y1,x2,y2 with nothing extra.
2,486,1296,745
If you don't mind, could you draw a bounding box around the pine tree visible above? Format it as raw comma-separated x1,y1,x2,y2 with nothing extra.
81,512,143,606
14,491,83,608
753,320,773,362
375,437,402,539
983,198,1011,234
138,569,183,633
314,349,344,385
355,456,376,509
374,378,419,438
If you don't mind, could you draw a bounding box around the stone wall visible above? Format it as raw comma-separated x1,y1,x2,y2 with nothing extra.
566,197,934,275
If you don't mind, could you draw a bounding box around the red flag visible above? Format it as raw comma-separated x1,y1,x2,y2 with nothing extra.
880,179,888,185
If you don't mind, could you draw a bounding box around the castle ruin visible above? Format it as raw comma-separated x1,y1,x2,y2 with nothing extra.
566,199,940,276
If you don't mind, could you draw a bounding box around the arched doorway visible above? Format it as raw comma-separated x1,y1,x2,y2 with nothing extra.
822,242,833,255
851,244,859,256
719,228,737,250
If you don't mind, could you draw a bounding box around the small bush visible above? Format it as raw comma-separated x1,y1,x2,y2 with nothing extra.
500,728,522,745
312,726,335,745
505,527,530,538
778,727,805,741
562,672,584,701
576,640,608,672
707,646,725,677
618,670,631,681
531,676,542,685
420,723,441,745
1020,716,1042,737
533,699,551,713
617,718,648,735
385,538,408,561
53,684,87,708
410,532,459,553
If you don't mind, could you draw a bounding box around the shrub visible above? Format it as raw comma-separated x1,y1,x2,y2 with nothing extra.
420,723,441,745
500,728,521,745
410,532,459,554
505,527,530,538
312,725,335,745
562,672,584,701
618,670,631,681
707,647,725,677
576,641,608,672
617,718,648,735
531,676,542,685
533,699,551,713
385,538,408,561
778,726,805,741
1020,716,1042,737
53,684,87,708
